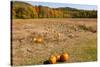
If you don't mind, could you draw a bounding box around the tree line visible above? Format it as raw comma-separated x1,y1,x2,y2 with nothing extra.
11,1,97,19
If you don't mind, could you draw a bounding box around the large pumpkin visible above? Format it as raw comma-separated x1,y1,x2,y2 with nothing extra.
60,53,69,62
49,55,57,64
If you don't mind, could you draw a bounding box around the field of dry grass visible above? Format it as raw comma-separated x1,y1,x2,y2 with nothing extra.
11,18,97,66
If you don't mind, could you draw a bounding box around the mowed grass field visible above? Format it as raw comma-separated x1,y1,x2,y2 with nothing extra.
11,18,97,66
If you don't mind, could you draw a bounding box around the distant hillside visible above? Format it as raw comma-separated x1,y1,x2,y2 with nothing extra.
11,1,97,19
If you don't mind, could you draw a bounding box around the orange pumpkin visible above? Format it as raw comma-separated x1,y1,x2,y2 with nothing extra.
60,53,69,62
56,55,60,61
49,55,57,64
37,37,43,43
33,36,44,43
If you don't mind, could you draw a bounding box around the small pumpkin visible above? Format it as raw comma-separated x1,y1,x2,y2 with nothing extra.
49,55,57,64
60,53,69,62
37,37,43,43
56,55,60,61
33,36,44,43
33,38,37,42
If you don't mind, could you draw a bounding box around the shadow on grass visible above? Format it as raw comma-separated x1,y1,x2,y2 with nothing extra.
43,60,50,64
43,60,65,64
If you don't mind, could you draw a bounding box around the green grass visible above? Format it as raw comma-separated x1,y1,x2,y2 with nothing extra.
74,37,97,62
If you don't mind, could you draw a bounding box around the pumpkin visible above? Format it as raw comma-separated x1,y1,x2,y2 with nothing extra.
37,37,43,43
33,38,37,42
60,53,69,62
33,36,44,43
56,55,60,61
49,55,57,64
